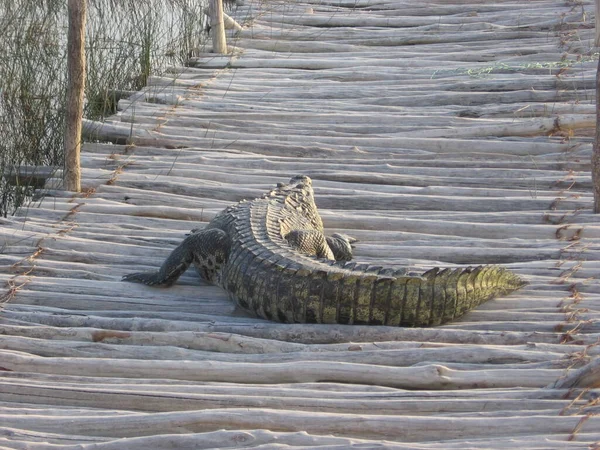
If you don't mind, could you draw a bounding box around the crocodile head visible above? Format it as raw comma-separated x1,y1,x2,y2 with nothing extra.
269,175,325,244
274,175,312,192
289,174,312,186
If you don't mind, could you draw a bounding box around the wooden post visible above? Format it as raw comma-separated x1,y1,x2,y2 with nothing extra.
209,0,227,54
63,0,87,192
593,57,600,213
596,0,600,47
593,0,600,211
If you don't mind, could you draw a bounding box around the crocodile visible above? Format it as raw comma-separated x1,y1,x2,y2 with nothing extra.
123,175,526,326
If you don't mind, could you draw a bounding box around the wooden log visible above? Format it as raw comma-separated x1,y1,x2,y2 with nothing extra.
63,0,86,192
0,332,568,366
1,166,59,189
81,118,576,157
0,312,568,345
596,0,600,47
0,379,584,415
5,372,598,415
1,350,566,388
401,115,595,139
0,430,411,450
0,369,587,398
223,12,243,31
209,0,227,54
1,406,599,441
0,431,109,447
593,57,600,212
4,427,597,449
548,357,600,389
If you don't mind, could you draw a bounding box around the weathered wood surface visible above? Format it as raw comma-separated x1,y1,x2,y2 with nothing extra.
2,0,600,448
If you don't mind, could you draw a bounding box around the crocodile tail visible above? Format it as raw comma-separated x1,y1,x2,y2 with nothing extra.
420,265,526,326
327,264,526,327
226,250,525,327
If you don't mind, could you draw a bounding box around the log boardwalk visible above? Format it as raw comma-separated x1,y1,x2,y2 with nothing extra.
2,0,600,448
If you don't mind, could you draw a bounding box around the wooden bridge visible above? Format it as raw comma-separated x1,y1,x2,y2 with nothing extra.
2,0,600,447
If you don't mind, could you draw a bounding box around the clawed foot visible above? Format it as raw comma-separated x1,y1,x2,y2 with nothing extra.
332,233,358,246
326,233,358,261
122,271,172,287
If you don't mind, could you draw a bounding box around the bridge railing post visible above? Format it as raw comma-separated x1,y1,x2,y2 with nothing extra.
593,0,600,211
63,0,87,192
209,0,227,54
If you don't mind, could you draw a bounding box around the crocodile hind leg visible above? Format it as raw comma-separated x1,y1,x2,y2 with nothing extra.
326,233,357,261
284,230,356,261
122,228,231,286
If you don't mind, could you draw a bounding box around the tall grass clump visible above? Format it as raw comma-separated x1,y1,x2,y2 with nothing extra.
0,0,226,216
0,0,66,217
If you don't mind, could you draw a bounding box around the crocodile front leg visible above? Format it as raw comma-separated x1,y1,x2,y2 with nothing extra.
122,228,231,286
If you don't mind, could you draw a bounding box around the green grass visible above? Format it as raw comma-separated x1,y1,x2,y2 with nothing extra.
431,53,599,79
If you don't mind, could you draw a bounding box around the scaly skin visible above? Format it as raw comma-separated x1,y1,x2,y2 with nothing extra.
123,175,526,326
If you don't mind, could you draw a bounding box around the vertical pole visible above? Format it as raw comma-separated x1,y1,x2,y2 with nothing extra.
596,0,600,47
593,0,600,212
64,0,87,192
209,0,227,54
593,57,600,213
